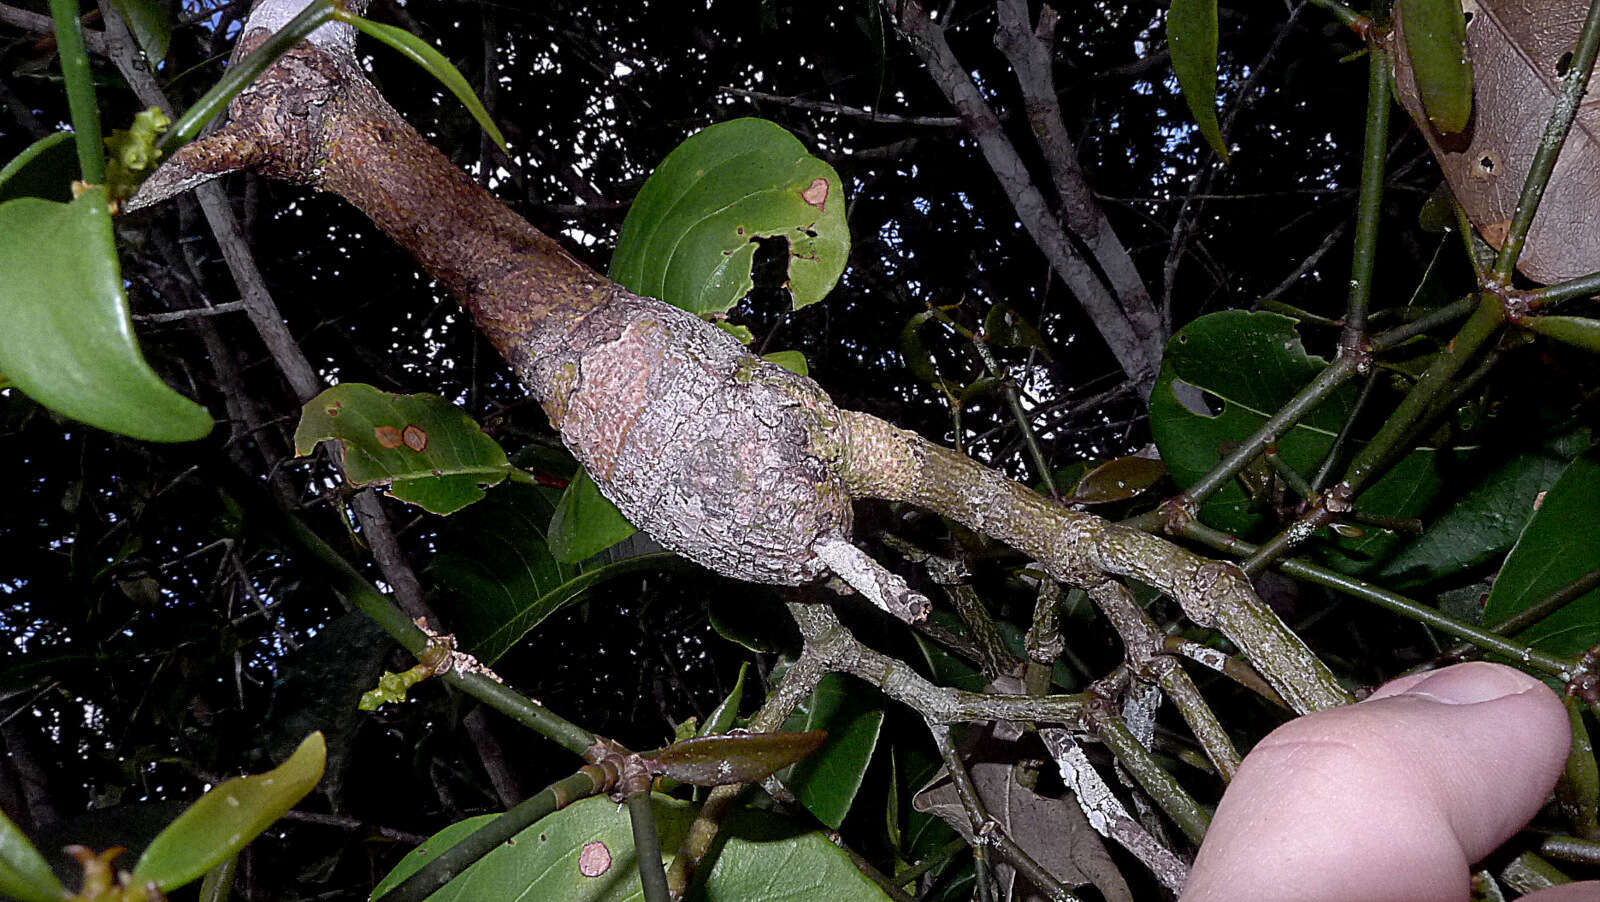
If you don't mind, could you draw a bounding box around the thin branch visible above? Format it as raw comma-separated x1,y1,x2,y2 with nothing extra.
718,85,962,127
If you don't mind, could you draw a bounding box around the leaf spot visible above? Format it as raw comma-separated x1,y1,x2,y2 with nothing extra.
578,841,611,877
375,426,404,449
800,177,829,211
225,795,240,807
402,425,428,452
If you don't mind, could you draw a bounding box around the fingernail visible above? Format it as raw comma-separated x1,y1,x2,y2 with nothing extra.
1392,662,1544,705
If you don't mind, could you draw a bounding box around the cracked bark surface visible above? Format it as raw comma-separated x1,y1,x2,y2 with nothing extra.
130,0,1347,715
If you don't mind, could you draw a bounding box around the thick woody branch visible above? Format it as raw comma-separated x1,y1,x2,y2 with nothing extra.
838,410,1351,715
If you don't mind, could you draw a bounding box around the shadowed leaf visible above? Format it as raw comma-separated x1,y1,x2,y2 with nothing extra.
0,132,76,203
341,13,506,152
610,118,849,315
1395,0,1474,135
0,807,67,902
1167,0,1228,160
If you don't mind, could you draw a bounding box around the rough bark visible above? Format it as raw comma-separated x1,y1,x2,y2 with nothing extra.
129,0,1346,712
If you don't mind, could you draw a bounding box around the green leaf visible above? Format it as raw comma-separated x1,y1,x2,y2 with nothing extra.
1397,0,1473,136
1149,311,1455,570
1524,316,1600,354
1483,445,1600,657
1375,429,1588,587
0,807,68,902
293,384,508,516
547,469,639,563
900,309,950,390
610,118,849,315
428,482,676,662
0,189,213,441
132,733,325,891
645,730,828,786
1071,456,1166,504
1167,0,1228,160
761,349,809,376
982,302,1051,358
782,674,884,830
339,14,507,153
0,132,77,203
370,795,892,902
701,661,750,737
109,0,171,63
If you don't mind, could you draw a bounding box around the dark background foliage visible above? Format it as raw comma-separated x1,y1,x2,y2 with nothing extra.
0,1,1499,897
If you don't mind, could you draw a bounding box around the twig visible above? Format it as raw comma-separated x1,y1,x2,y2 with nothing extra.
717,85,961,127
626,793,672,902
1039,728,1188,892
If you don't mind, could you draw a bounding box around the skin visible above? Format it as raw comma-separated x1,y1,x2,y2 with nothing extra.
1182,662,1597,902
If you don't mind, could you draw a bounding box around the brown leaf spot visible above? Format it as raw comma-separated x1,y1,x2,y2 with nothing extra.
800,177,829,211
578,841,611,877
325,401,342,416
374,426,404,449
1480,219,1511,250
402,425,428,452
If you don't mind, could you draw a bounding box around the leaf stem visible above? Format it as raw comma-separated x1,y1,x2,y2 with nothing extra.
1490,0,1600,282
627,793,672,902
1181,520,1578,677
374,770,605,902
1341,45,1392,348
1529,270,1600,308
48,0,104,184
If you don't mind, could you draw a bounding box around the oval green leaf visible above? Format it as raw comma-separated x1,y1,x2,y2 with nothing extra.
1524,315,1600,353
1166,0,1229,160
1072,455,1167,504
761,349,809,376
0,189,213,441
340,13,507,153
610,118,849,315
0,132,77,203
1482,444,1600,657
370,795,892,902
131,733,325,891
781,673,884,830
293,384,509,515
0,807,68,902
645,730,828,787
547,469,638,563
1396,0,1474,136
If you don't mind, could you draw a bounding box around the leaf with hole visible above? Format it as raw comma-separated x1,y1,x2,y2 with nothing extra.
0,188,212,441
610,118,849,315
370,795,893,902
1392,0,1600,282
1166,0,1228,160
1149,311,1458,571
293,384,508,516
1482,444,1600,657
131,733,325,891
